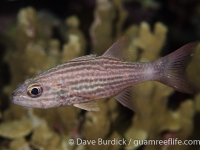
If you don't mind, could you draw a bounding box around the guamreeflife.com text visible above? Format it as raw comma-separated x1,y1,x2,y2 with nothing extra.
68,138,200,146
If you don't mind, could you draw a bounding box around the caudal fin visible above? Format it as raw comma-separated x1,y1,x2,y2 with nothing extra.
154,42,199,94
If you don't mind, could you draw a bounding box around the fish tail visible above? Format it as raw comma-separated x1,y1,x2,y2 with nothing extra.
153,42,199,94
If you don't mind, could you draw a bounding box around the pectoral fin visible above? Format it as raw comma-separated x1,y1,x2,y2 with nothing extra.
73,101,100,111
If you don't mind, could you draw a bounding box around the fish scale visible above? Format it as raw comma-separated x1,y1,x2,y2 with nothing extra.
12,36,199,111
35,57,153,102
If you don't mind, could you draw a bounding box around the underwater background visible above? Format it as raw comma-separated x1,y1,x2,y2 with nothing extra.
1,0,200,150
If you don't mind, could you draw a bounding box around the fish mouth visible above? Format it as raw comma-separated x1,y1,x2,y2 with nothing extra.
11,96,43,108
11,90,17,98
11,90,57,109
11,92,19,104
11,95,56,109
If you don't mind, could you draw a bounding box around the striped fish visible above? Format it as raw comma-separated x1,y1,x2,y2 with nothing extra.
11,37,198,111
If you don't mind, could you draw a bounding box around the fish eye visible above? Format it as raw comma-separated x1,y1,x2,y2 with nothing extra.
27,83,43,98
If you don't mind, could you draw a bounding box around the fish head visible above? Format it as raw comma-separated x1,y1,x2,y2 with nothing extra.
11,78,63,108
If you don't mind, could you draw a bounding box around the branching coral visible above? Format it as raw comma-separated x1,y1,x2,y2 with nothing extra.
90,0,115,55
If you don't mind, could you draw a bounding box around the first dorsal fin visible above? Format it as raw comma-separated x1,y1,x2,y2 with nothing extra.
69,54,97,62
102,36,131,61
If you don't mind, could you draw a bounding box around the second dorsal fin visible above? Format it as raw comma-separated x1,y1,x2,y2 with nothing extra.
102,36,131,61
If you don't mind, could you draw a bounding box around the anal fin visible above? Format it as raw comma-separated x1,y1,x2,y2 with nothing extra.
114,87,137,112
73,101,100,111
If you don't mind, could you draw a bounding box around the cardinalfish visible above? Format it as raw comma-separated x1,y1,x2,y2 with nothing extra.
12,36,198,111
